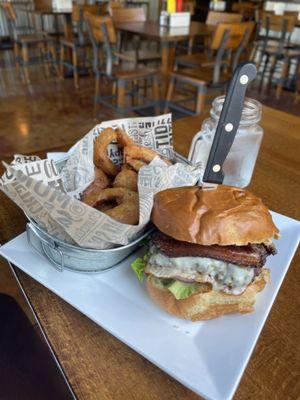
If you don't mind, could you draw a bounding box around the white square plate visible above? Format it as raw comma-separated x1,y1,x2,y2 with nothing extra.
0,211,299,400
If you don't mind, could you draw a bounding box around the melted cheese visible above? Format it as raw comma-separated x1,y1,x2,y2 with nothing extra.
146,251,255,295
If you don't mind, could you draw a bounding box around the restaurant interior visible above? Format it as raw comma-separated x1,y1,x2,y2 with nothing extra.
0,0,299,399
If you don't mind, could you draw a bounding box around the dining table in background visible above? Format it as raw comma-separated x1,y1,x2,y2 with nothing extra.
0,106,299,400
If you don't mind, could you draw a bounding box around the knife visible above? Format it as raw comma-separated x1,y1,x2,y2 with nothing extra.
202,62,257,184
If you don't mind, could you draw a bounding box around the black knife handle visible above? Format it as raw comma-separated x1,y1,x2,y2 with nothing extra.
202,62,257,184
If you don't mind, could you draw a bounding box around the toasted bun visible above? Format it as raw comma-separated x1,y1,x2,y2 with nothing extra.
146,269,270,321
152,186,279,246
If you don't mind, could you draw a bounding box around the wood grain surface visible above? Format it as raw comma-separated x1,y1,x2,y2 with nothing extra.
115,21,214,41
0,106,299,400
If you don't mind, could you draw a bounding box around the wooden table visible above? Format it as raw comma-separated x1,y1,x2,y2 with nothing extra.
116,21,214,77
0,106,299,400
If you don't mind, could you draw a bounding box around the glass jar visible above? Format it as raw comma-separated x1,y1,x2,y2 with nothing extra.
189,96,264,187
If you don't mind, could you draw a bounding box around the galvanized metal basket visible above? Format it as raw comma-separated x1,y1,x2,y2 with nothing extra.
27,218,152,273
25,151,191,273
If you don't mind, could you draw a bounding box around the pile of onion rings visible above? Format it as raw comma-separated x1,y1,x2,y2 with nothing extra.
81,127,168,225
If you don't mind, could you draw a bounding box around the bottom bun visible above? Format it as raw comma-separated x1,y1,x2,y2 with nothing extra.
146,269,270,321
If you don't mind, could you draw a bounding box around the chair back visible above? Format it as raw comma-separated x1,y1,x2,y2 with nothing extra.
72,4,100,23
209,22,254,82
108,1,124,14
72,4,103,43
206,11,242,25
0,2,17,21
85,13,117,44
210,21,251,50
226,21,255,70
261,11,296,34
259,11,297,51
0,2,18,39
85,13,117,75
232,2,256,20
111,7,146,23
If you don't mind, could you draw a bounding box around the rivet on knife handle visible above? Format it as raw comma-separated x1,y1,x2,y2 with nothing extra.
202,62,257,185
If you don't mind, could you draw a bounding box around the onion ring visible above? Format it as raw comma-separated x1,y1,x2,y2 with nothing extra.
116,127,135,147
113,165,138,192
94,128,119,176
124,145,158,164
125,157,146,172
82,168,110,204
87,187,139,225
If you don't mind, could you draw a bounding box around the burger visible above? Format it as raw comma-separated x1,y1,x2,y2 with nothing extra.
131,185,279,321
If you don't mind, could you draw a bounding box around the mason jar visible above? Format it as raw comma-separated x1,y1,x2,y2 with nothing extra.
189,96,264,187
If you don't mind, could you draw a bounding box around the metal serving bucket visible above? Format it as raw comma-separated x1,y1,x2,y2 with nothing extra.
27,218,152,273
25,151,190,273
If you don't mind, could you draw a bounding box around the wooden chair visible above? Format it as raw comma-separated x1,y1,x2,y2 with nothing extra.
205,11,243,25
164,22,251,115
175,21,255,73
85,13,159,114
108,1,125,14
0,2,58,84
253,12,297,91
274,50,300,99
111,6,146,23
232,2,256,21
60,4,100,89
111,7,160,65
177,10,243,57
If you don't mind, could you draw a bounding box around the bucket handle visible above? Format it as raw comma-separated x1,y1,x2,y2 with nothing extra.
26,223,64,272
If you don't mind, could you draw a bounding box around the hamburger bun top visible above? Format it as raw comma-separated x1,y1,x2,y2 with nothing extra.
151,185,279,246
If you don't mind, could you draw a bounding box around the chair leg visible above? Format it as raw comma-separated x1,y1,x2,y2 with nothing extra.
60,44,65,79
266,56,277,93
117,79,126,113
164,76,175,113
94,74,100,108
13,42,20,77
259,54,269,92
131,81,135,106
72,47,79,89
188,37,194,55
21,44,30,84
276,59,289,99
195,86,207,114
112,81,117,104
152,76,160,114
49,42,59,77
40,42,50,79
143,78,147,98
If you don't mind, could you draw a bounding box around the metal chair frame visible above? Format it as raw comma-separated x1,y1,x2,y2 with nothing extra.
59,5,97,89
165,29,230,116
87,18,159,115
1,2,58,83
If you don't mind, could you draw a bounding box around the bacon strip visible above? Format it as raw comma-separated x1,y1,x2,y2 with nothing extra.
151,234,276,268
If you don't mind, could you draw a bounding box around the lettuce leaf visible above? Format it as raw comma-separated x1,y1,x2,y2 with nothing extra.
167,281,201,300
150,276,174,288
131,253,150,282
